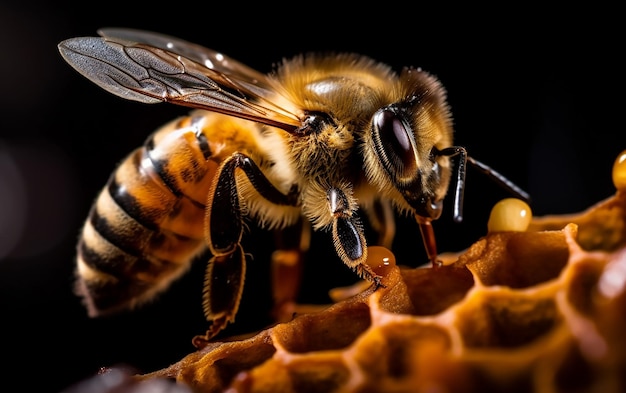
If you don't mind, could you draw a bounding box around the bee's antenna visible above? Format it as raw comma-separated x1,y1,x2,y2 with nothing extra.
467,156,531,203
436,147,468,223
435,147,531,224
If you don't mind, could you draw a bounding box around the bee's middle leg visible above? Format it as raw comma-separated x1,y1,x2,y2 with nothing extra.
270,218,311,322
366,198,396,249
327,187,382,287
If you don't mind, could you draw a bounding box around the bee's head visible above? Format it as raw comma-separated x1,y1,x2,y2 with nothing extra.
363,68,455,221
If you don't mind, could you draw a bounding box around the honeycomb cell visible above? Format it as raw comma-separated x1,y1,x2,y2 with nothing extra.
351,321,460,391
463,229,571,289
528,192,626,252
398,264,474,316
455,292,559,349
272,299,372,354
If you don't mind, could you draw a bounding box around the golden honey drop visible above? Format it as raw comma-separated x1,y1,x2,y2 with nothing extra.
612,150,626,191
487,198,532,233
365,246,396,277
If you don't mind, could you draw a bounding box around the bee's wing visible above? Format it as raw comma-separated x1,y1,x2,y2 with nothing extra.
97,28,269,87
58,29,301,131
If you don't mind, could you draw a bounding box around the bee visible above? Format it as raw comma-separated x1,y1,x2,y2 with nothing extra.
58,28,529,347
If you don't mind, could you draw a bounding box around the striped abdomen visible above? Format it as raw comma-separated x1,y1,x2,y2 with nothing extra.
76,114,228,316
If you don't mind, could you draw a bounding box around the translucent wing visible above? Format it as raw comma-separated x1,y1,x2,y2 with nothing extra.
97,28,269,87
58,29,301,130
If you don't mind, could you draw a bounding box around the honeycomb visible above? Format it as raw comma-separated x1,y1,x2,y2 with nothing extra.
69,151,626,393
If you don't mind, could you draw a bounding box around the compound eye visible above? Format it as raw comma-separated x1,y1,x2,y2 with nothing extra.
373,108,417,180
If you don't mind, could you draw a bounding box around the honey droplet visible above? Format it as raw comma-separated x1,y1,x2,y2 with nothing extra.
366,246,396,277
612,150,626,191
487,198,532,233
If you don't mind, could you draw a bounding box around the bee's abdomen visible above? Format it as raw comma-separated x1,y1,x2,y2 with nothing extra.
76,116,216,316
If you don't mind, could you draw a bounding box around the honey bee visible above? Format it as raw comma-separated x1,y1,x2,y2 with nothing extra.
58,28,529,347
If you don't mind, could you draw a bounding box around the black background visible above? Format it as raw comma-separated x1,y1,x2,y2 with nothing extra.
1,4,624,392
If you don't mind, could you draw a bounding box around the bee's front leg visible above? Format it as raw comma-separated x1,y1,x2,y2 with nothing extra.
193,152,296,348
327,187,383,288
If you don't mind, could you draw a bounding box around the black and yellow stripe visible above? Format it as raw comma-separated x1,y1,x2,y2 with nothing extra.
76,116,215,315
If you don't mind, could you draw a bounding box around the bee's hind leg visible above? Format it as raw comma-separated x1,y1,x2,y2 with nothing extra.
193,152,297,348
192,245,246,349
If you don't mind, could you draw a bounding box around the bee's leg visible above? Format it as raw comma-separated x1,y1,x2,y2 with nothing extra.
270,218,310,322
327,187,383,288
365,199,396,249
193,152,297,348
192,245,246,349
